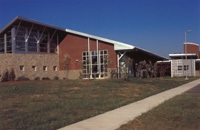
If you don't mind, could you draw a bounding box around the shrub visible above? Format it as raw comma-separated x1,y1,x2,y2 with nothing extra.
42,77,50,80
1,69,9,82
34,77,40,80
17,76,30,81
54,76,59,80
9,68,16,81
79,71,83,79
1,68,16,82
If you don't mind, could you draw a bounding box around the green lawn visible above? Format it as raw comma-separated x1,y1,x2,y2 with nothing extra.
118,85,200,130
0,78,197,130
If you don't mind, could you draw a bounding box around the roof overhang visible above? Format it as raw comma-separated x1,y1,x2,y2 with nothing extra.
169,53,198,59
118,47,168,63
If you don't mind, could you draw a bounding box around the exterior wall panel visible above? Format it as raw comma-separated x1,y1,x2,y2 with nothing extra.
59,34,117,69
59,34,88,70
0,54,59,80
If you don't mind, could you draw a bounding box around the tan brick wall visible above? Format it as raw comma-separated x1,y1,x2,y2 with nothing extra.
0,54,59,80
59,70,82,79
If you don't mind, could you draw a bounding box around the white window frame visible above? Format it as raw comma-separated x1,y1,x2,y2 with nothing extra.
82,50,108,79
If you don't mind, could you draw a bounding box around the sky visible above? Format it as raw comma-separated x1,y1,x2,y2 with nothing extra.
0,0,199,58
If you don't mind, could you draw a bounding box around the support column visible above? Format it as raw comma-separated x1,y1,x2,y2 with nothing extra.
117,51,127,79
11,27,16,53
37,30,40,53
47,33,50,53
56,34,59,54
117,53,120,79
194,60,196,77
170,60,173,77
88,38,92,79
96,40,100,78
4,33,7,54
25,28,28,53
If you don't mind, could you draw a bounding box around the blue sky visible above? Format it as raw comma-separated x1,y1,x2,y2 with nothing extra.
0,0,199,58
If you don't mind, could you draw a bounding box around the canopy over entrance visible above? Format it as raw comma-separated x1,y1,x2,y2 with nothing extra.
116,47,167,78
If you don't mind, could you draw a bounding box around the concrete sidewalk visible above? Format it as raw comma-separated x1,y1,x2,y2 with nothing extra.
59,78,200,130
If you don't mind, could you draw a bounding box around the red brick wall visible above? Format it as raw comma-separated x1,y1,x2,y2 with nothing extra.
98,40,117,68
184,43,199,58
59,33,117,70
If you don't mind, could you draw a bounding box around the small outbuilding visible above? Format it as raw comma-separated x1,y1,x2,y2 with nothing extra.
169,42,200,77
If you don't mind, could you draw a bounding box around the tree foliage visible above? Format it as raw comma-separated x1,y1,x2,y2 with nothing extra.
62,53,71,79
1,68,16,82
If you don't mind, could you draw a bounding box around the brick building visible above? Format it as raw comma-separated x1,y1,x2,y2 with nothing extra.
0,16,166,80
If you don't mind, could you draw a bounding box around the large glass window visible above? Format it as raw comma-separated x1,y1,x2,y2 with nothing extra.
16,28,26,51
28,31,37,52
13,26,57,53
0,37,4,53
82,50,108,78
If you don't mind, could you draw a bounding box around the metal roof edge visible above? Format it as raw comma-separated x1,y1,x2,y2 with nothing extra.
65,28,134,50
169,53,197,57
157,60,171,63
183,42,199,46
0,16,19,34
0,16,66,34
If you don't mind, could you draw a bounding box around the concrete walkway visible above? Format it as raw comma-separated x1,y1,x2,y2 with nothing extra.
59,78,200,130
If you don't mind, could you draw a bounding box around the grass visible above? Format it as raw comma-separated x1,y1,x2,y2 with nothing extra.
0,77,197,130
118,85,200,130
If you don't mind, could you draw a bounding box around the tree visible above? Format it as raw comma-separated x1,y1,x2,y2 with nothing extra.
120,57,133,81
135,60,157,78
1,68,16,82
1,69,9,82
8,68,16,81
62,54,71,79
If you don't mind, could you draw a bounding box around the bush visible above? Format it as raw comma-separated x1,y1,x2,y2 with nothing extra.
17,76,30,81
54,76,59,80
42,77,50,80
1,69,9,82
9,68,16,81
34,77,40,80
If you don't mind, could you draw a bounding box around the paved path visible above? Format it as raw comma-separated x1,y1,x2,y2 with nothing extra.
59,78,200,130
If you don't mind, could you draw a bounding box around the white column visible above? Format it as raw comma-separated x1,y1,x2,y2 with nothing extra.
117,53,120,79
11,27,16,53
194,60,196,77
170,60,173,77
96,40,100,78
37,30,40,53
25,28,28,53
47,33,50,53
56,34,59,54
4,33,7,54
88,38,92,79
117,51,127,79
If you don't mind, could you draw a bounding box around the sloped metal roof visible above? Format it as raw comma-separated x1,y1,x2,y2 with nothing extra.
0,16,167,60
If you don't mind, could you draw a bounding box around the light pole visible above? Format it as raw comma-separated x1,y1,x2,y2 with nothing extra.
184,30,192,80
